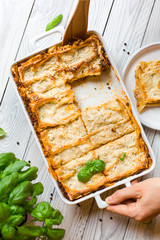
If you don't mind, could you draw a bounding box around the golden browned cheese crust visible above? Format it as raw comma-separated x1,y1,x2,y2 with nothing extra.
11,34,151,201
134,60,160,112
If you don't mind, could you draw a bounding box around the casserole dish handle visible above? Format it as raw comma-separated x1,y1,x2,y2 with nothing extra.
31,26,65,47
95,181,131,209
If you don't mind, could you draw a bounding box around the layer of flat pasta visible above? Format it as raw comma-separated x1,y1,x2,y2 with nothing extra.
55,131,149,200
35,97,80,129
40,117,88,155
14,34,110,84
11,33,151,201
49,140,93,169
89,120,135,148
134,60,160,112
81,99,130,134
55,151,107,200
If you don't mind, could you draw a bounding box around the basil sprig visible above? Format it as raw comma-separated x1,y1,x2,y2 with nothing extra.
78,159,106,183
0,152,65,240
46,14,63,31
120,153,126,161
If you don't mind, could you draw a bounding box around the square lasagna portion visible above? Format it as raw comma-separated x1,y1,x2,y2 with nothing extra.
134,60,160,112
81,99,130,135
95,131,149,179
49,140,93,169
55,151,107,200
81,99,136,147
40,117,88,155
11,33,151,201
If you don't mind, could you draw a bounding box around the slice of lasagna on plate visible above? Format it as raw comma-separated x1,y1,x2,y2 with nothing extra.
134,60,160,112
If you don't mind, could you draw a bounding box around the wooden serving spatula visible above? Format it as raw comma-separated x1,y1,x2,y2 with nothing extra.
62,0,90,45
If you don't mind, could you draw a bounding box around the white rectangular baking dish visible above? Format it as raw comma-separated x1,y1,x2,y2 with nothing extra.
10,26,156,209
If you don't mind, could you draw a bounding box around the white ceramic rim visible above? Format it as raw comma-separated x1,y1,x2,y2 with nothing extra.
123,42,160,130
10,27,156,209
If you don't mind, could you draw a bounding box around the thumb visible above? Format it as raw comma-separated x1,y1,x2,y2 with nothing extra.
106,186,139,205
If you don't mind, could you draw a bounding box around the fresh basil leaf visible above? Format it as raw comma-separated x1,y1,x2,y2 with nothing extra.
0,202,10,222
32,182,44,197
46,14,63,31
2,224,16,239
0,172,19,202
77,166,92,183
93,159,106,172
120,153,126,161
51,209,63,225
31,202,52,221
2,160,30,178
7,214,25,227
18,166,38,183
0,153,16,171
23,197,37,213
89,167,94,173
0,128,6,138
44,227,65,240
10,205,25,215
86,161,92,167
8,181,33,206
78,159,106,183
45,211,64,228
17,225,43,238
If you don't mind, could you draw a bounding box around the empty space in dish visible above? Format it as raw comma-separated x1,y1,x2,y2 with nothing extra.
123,43,160,130
71,67,126,110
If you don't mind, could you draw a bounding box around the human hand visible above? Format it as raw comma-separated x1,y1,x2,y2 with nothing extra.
106,178,160,222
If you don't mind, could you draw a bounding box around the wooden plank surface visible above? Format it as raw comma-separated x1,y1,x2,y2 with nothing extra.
0,0,35,101
0,0,160,239
103,0,156,75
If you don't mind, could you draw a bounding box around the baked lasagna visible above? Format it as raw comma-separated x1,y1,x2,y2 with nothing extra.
12,34,151,200
134,60,160,112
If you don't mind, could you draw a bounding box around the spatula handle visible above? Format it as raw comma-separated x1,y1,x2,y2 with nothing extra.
62,0,90,45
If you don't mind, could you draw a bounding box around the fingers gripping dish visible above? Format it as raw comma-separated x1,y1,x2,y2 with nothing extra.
12,34,151,200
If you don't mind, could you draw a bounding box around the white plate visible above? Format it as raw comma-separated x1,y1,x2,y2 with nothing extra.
123,43,160,130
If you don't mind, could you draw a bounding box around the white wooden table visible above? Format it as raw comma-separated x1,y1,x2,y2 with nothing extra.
0,0,160,239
